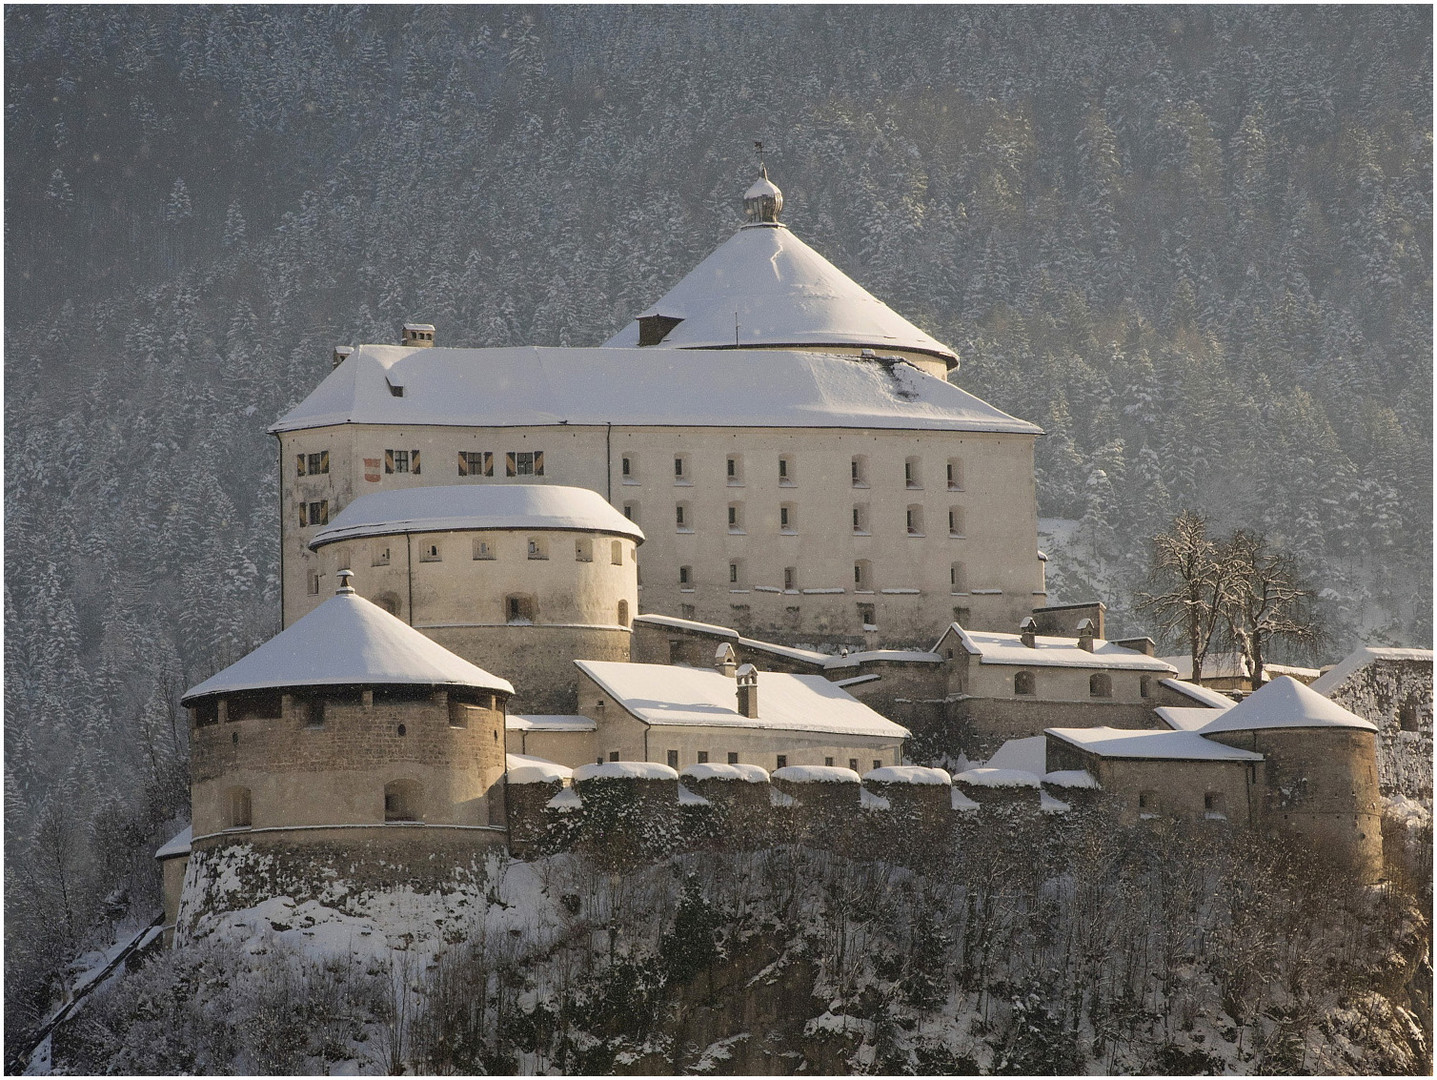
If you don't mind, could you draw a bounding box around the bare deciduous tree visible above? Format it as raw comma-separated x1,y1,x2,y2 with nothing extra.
1138,511,1236,683
1222,529,1323,684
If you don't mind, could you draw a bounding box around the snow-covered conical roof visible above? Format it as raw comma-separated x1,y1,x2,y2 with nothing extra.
182,581,514,704
310,484,644,550
1198,676,1377,735
602,198,959,367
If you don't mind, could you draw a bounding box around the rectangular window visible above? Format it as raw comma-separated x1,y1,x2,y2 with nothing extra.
527,538,548,560
947,458,964,490
473,539,495,560
674,455,687,480
508,451,543,477
675,504,687,528
778,456,792,483
307,570,320,594
458,450,492,477
575,537,593,562
697,751,709,764
726,455,742,483
727,752,739,765
905,457,921,488
610,751,620,762
858,602,876,627
779,505,794,531
728,504,743,531
729,562,739,584
667,750,679,769
949,507,965,536
873,759,882,771
622,455,632,477
849,758,859,772
783,566,796,591
373,545,391,566
305,451,329,475
385,449,415,474
420,542,441,562
853,505,868,533
302,500,329,527
852,455,867,486
623,502,636,521
776,755,787,770
825,756,834,767
679,565,692,587
906,506,923,535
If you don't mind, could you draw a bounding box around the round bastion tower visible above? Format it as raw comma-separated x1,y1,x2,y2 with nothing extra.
1201,676,1384,882
307,485,644,714
173,571,515,938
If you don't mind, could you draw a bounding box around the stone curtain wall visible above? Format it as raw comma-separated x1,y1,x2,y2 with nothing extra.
1323,658,1433,801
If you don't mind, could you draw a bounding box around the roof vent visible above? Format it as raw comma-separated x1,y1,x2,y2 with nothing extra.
637,314,684,347
337,569,356,595
401,323,435,348
333,345,354,370
1076,618,1096,652
715,642,738,678
1020,617,1038,649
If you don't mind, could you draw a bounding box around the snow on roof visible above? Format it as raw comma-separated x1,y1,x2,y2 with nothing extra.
1310,646,1434,695
310,485,643,549
575,660,909,740
954,767,1042,788
985,736,1046,775
773,765,861,784
944,624,1177,672
603,223,959,366
1158,654,1322,683
182,588,513,703
1158,678,1237,709
572,760,679,782
1042,770,1099,789
865,765,952,786
1198,676,1378,735
1155,706,1231,732
680,762,770,783
1045,727,1264,761
826,649,943,668
506,714,598,733
506,754,573,785
633,613,740,639
269,345,1039,436
155,825,192,860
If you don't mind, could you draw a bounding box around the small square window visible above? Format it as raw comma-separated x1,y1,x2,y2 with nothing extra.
373,545,391,566
727,752,739,764
697,751,709,764
849,758,859,772
824,756,834,767
873,759,882,771
474,539,495,560
776,754,788,770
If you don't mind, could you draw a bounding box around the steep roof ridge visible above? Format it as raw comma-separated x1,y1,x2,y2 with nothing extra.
1198,675,1377,735
182,588,514,703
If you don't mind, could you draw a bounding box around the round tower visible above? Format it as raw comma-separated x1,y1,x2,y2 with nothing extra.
307,485,643,713
1201,676,1383,881
174,572,516,937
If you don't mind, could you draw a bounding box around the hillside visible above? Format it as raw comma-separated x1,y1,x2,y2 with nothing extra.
4,6,1431,1053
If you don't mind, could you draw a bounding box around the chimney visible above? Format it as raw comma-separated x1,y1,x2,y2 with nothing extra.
1076,618,1096,652
1020,616,1037,649
332,345,354,370
715,642,737,678
1114,636,1156,657
401,322,436,348
736,663,759,718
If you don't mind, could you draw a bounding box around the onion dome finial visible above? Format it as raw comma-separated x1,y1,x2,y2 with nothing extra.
744,164,783,224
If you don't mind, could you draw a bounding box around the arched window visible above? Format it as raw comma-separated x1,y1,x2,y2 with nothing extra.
226,787,252,829
384,780,421,822
1090,673,1113,698
1014,671,1036,696
617,599,630,627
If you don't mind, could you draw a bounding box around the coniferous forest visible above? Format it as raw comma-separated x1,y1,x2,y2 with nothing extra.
4,6,1431,1066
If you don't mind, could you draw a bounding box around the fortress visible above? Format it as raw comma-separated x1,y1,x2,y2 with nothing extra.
161,171,1419,945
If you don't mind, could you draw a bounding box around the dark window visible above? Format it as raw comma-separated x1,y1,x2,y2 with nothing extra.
1015,670,1036,696
873,759,882,771
228,787,252,828
776,755,787,770
300,500,329,527
385,449,411,474
727,752,739,764
1140,675,1152,699
306,451,329,475
509,450,543,476
1400,700,1420,732
667,750,679,768
849,758,858,772
609,751,620,762
1090,673,1113,698
697,751,709,764
825,756,834,767
458,450,492,476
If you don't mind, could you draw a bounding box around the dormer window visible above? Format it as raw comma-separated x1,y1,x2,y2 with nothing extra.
638,314,684,346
